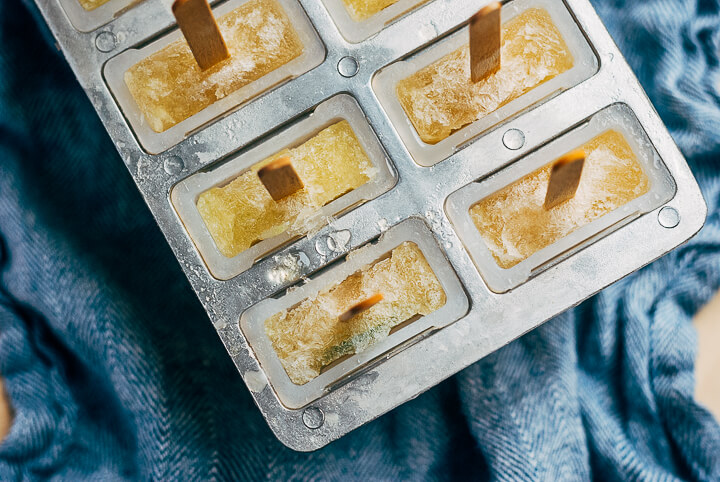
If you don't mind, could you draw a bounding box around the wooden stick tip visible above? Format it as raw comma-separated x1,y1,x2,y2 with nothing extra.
543,149,586,210
556,149,586,166
257,156,304,202
339,294,384,323
469,2,502,83
473,1,502,21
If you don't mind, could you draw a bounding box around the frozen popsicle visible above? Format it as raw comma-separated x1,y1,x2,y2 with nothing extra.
265,242,447,385
196,120,377,258
124,0,303,133
469,130,650,269
396,8,574,144
79,0,110,10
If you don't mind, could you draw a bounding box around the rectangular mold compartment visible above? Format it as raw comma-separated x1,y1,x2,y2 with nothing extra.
58,0,141,32
171,94,396,280
446,103,677,293
373,0,598,166
103,0,325,154
321,0,430,43
240,217,469,409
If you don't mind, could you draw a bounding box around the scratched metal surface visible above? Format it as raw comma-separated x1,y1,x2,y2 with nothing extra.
33,0,706,451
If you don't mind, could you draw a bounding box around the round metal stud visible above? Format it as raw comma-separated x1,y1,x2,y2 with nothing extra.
658,206,680,229
95,31,117,53
502,128,525,150
302,406,324,429
163,155,185,175
337,56,359,78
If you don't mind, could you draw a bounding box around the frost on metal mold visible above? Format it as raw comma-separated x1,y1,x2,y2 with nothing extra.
124,0,303,133
397,8,573,144
264,242,446,385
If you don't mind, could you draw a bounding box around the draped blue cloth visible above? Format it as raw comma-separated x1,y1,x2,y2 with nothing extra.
1,0,719,479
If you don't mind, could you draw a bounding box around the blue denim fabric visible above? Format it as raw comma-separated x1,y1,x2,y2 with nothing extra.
1,0,719,479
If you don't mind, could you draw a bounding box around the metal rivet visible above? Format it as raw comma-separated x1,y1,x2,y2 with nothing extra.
163,155,185,175
95,31,117,53
337,56,359,78
658,206,680,229
302,406,324,429
502,128,525,150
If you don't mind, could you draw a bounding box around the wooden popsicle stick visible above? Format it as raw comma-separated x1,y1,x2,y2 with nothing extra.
469,2,502,83
339,294,384,323
543,149,586,210
172,0,230,70
258,156,304,201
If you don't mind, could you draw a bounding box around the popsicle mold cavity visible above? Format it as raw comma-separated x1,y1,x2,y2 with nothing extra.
445,104,676,293
197,120,376,258
239,217,469,408
397,8,573,144
471,130,649,269
171,94,395,280
265,241,446,385
124,0,303,133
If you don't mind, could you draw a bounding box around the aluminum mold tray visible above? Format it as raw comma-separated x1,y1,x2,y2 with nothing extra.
33,0,706,451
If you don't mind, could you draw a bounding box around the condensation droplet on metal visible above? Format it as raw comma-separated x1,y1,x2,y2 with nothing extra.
327,230,351,253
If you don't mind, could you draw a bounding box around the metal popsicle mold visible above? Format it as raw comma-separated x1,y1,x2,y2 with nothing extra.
34,0,707,451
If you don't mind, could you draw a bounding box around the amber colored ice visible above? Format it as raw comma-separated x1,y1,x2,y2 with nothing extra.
396,8,574,144
265,242,447,385
342,0,424,20
196,121,376,258
124,0,303,133
470,130,650,269
79,0,110,11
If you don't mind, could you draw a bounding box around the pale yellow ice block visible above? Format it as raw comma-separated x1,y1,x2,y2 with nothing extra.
79,0,110,11
397,8,574,144
265,242,447,385
342,0,416,20
470,130,650,269
197,121,376,258
124,0,303,133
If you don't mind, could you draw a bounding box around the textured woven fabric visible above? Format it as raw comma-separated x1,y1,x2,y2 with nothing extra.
1,0,719,479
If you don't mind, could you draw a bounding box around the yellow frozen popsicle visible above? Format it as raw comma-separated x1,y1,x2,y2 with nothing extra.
196,121,377,258
78,0,110,10
342,0,425,20
124,0,303,132
396,8,574,144
265,242,447,385
470,130,650,269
